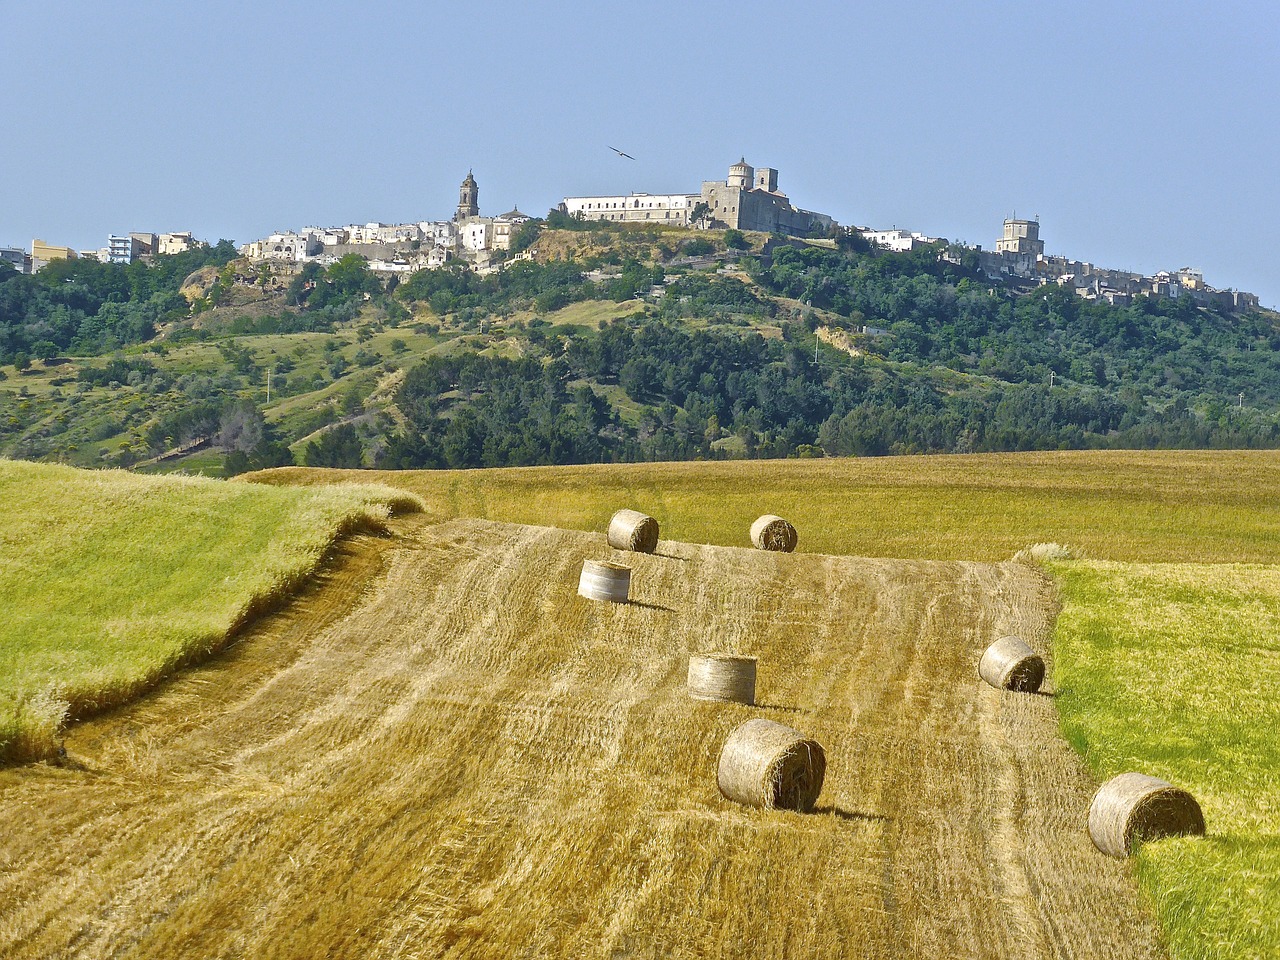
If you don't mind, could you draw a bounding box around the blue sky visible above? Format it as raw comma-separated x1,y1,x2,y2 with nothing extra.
4,2,1278,306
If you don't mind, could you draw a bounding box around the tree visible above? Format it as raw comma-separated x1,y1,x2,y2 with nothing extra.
303,423,364,468
723,229,749,250
511,220,542,254
217,399,265,453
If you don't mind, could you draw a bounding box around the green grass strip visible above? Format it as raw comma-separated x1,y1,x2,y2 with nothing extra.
1050,559,1280,959
0,460,421,763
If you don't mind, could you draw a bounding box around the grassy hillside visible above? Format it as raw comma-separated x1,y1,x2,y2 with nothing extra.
0,460,421,763
6,223,1279,477
249,449,1280,563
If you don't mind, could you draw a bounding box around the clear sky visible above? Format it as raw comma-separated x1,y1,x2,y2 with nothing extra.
4,2,1278,306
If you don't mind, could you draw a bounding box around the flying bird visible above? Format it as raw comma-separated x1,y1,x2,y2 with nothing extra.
608,145,636,160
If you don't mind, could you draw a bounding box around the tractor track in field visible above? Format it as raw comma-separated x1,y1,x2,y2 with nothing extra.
0,516,1166,959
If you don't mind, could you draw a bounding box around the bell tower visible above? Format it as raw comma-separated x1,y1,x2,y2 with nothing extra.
456,170,479,221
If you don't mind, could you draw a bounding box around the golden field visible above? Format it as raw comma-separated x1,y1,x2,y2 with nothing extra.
0,516,1164,958
3,449,1279,958
250,449,1280,563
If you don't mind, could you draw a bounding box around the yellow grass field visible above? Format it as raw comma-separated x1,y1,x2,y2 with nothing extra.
248,449,1280,563
4,449,1278,958
0,517,1165,958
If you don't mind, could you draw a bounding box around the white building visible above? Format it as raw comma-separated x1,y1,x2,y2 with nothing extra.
858,228,941,253
306,227,350,247
240,231,321,262
158,232,198,255
418,221,457,247
0,247,29,273
347,222,422,244
492,208,533,250
560,192,700,225
461,219,492,252
368,257,416,274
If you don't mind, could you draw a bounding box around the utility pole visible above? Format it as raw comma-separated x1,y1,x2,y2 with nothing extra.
267,367,272,405
1239,392,1244,409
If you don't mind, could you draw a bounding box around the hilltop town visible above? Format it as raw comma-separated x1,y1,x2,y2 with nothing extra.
1,159,1261,314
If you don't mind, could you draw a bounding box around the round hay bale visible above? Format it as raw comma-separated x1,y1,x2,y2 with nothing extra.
717,718,825,812
1088,773,1205,858
577,559,631,603
688,654,757,705
978,635,1045,692
607,508,659,553
750,515,798,553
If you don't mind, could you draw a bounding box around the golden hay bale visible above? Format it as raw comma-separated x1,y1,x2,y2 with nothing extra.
717,718,826,812
750,515,798,552
1088,772,1205,858
687,654,757,705
978,635,1045,692
606,508,659,553
577,559,631,603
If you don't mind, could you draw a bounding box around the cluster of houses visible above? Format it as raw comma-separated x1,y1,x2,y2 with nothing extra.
2,161,1264,313
238,172,533,275
0,232,200,273
970,218,1261,312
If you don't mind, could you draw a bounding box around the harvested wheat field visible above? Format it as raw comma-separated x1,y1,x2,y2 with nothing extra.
0,516,1168,959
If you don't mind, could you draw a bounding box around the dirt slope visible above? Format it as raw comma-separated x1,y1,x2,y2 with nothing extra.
0,518,1165,959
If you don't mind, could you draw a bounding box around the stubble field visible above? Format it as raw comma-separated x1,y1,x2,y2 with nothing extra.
5,449,1279,958
0,515,1166,958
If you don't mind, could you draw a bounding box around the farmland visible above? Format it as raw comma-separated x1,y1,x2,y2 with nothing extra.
1050,560,1280,958
250,448,1280,563
0,515,1164,958
2,449,1277,958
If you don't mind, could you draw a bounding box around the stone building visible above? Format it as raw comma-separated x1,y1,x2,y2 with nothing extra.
492,208,533,250
698,159,835,235
559,159,835,237
996,218,1044,257
239,231,321,262
31,239,77,271
455,171,479,222
158,232,198,255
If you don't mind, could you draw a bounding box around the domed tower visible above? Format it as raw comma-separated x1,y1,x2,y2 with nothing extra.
455,170,479,221
727,158,754,190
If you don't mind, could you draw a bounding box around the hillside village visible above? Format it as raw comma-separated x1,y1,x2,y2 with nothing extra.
2,158,1262,314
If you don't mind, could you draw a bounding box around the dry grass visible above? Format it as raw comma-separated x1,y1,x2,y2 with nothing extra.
247,449,1280,563
0,517,1165,958
0,460,422,763
607,508,659,553
8,449,1278,957
243,451,1280,958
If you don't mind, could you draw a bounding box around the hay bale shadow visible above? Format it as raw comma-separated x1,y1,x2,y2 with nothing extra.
627,599,675,612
